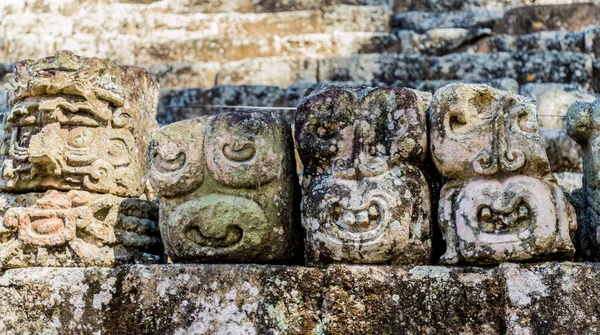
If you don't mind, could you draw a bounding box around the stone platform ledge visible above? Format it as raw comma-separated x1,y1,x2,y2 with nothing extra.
1,263,598,334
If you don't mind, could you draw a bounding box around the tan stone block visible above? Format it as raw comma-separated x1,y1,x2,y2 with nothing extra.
217,57,318,87
2,51,159,197
323,5,390,33
0,190,160,268
431,83,576,265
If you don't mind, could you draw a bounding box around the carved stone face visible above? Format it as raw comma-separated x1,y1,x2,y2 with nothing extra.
432,84,576,265
1,51,159,197
566,97,600,259
148,110,299,263
430,84,551,179
295,87,431,265
0,190,161,268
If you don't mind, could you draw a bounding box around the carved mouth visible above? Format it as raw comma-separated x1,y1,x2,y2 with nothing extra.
29,217,65,235
477,201,532,234
454,176,556,245
3,207,88,247
185,225,243,248
320,195,389,242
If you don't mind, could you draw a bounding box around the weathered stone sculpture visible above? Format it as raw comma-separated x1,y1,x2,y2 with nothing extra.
431,83,576,265
566,97,600,259
148,110,299,263
295,87,432,265
0,51,161,268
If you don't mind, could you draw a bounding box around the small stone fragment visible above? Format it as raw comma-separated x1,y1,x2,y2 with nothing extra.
431,83,576,265
148,110,300,263
295,87,431,265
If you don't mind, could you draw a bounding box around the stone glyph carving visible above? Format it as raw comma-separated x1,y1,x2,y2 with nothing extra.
295,87,432,265
0,51,161,268
148,110,299,263
566,97,600,259
431,83,576,265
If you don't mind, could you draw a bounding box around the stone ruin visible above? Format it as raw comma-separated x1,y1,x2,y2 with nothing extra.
148,111,300,263
295,87,431,265
0,51,162,268
2,50,600,333
1,0,600,333
431,84,576,264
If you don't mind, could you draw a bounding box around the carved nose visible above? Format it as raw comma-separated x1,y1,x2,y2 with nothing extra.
27,128,65,176
332,121,387,179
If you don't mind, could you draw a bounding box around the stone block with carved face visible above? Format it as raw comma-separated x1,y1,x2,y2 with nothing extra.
295,87,432,265
148,110,299,263
431,83,576,265
2,50,158,197
0,51,162,268
566,97,600,259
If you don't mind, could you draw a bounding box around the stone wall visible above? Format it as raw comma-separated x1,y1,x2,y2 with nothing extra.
2,263,600,334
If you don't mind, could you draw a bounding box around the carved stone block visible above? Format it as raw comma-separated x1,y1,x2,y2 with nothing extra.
431,83,576,265
0,190,160,268
0,51,162,268
566,97,600,259
295,87,432,265
2,50,159,197
148,110,299,263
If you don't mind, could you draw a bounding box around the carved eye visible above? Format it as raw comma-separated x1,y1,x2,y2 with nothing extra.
113,114,131,128
223,142,256,162
106,139,131,166
316,120,339,140
67,127,96,148
448,114,469,133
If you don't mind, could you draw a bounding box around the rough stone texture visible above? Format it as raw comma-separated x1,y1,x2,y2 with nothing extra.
416,27,493,56
520,83,598,129
566,98,600,260
0,51,161,268
0,264,323,334
0,191,160,268
4,262,600,333
148,111,300,263
517,51,593,89
157,85,292,125
392,0,596,12
296,87,432,265
585,25,600,58
428,52,519,82
392,9,503,33
216,57,318,87
145,62,221,89
323,5,390,33
318,54,426,85
554,171,583,194
2,50,159,197
501,262,600,335
595,61,600,94
493,31,585,53
495,3,600,35
322,265,506,334
540,129,582,173
411,78,519,94
430,84,576,265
